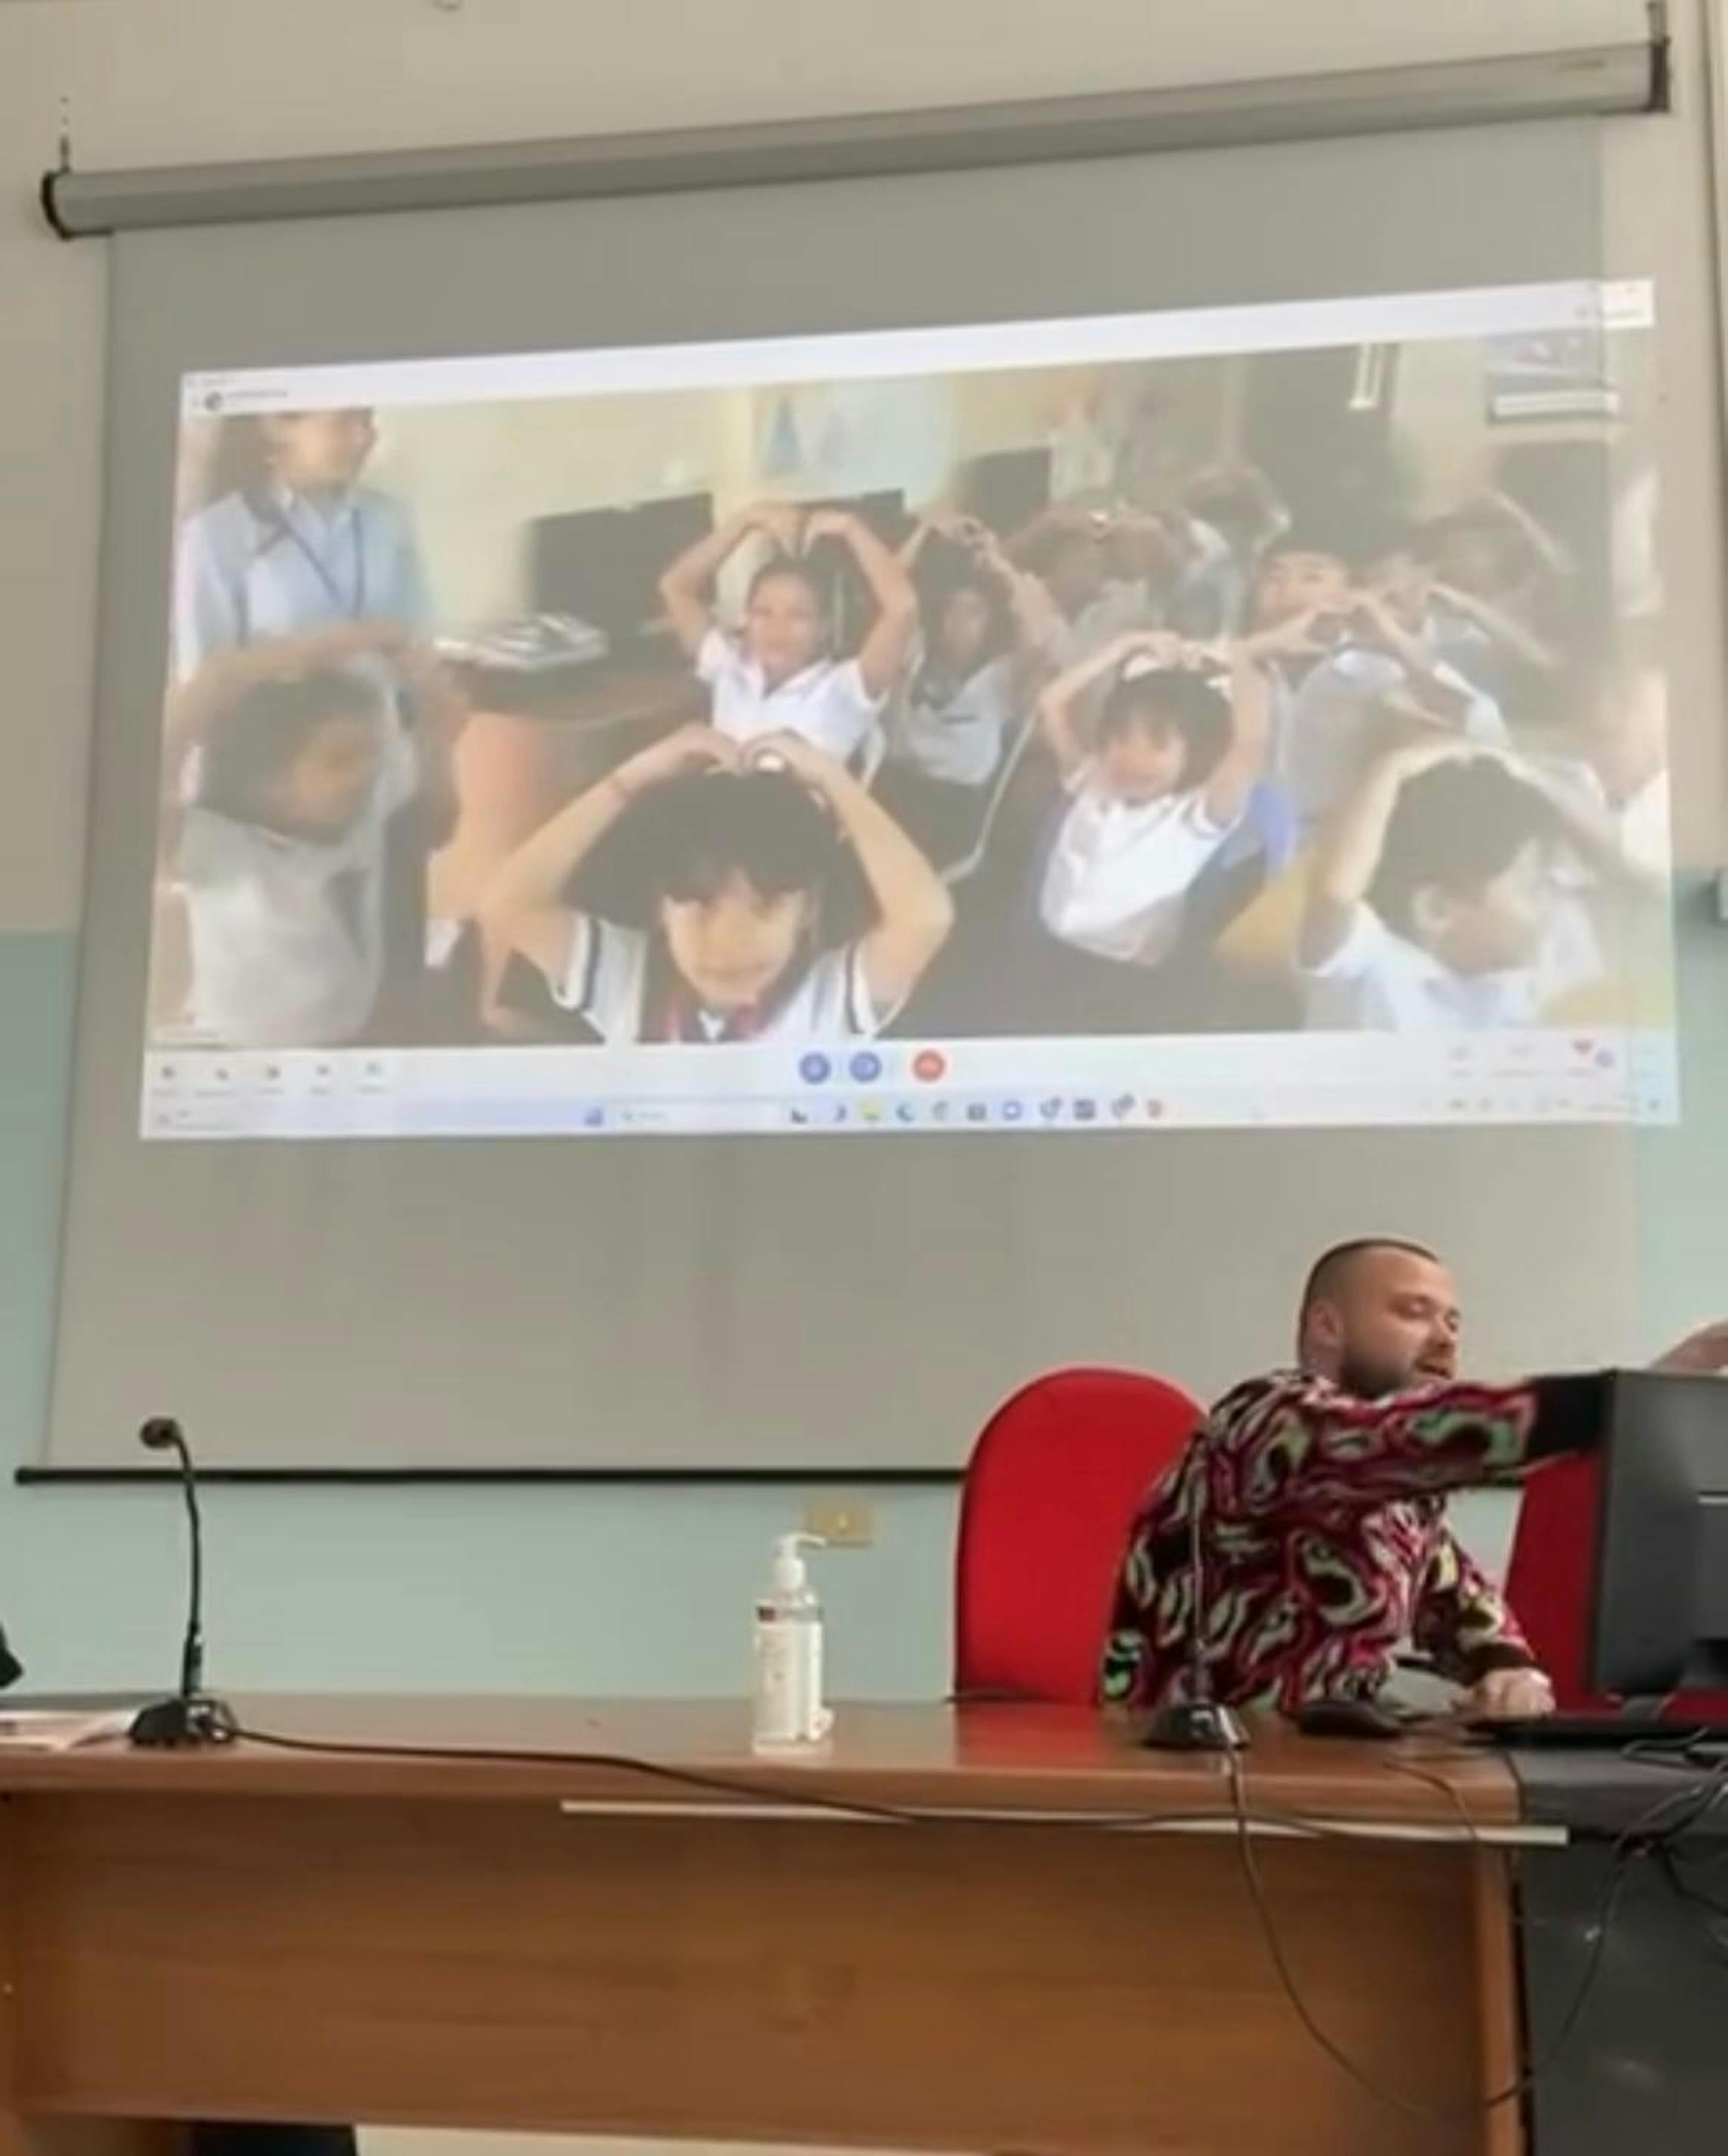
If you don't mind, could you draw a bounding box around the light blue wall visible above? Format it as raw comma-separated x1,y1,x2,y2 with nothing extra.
0,932,955,1699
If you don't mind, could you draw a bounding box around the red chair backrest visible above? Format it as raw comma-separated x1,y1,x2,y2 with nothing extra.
1505,1453,1728,1719
954,1365,1201,1705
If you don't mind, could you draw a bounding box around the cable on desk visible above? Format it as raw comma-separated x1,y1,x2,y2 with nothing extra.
237,1713,1670,2122
229,1718,1411,1846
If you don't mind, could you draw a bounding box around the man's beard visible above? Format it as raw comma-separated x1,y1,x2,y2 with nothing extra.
1336,1349,1419,1402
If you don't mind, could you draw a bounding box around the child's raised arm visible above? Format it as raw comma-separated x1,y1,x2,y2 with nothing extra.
392,640,468,848
657,502,801,661
1202,644,1274,829
802,508,918,700
1300,737,1475,967
749,731,953,1022
1035,629,1181,781
1429,580,1561,674
1510,753,1661,894
968,527,1063,672
477,725,736,998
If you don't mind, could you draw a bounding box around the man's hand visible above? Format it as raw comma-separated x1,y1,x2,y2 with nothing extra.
1653,1322,1728,1376
1469,1667,1555,1721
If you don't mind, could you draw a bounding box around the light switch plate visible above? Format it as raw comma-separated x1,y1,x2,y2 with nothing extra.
803,1497,876,1548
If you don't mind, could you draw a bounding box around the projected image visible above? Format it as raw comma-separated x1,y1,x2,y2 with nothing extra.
143,283,1676,1138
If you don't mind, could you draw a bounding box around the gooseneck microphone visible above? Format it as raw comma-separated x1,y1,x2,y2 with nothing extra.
128,1416,237,1749
1143,1440,1248,1753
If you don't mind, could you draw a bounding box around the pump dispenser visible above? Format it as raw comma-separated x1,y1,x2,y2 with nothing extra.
752,1532,832,1752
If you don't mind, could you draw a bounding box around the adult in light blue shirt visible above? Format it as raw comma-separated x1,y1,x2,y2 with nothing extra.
172,408,433,681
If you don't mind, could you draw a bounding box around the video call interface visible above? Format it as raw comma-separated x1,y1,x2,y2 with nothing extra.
142,280,1677,1140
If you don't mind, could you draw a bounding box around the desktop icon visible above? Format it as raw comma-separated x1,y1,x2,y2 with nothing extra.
1073,1098,1097,1123
912,1049,947,1083
929,1100,952,1123
850,1050,884,1083
1001,1099,1024,1123
1145,1099,1165,1119
965,1101,989,1124
1038,1097,1063,1122
860,1100,885,1124
799,1053,832,1084
582,1106,607,1129
895,1102,918,1125
1110,1094,1134,1121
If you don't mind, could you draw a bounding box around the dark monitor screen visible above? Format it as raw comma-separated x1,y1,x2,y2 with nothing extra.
1590,1371,1728,1699
956,446,1052,538
531,493,714,651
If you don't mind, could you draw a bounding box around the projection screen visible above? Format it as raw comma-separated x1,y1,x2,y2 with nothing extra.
49,120,1673,1469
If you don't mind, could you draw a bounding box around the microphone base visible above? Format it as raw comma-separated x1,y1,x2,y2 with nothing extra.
128,1692,238,1750
1142,1700,1249,1752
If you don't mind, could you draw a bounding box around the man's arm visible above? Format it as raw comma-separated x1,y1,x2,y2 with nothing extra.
1209,1367,1610,1520
1412,1528,1537,1686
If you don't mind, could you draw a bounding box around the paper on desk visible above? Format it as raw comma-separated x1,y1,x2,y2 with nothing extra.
0,1710,133,1752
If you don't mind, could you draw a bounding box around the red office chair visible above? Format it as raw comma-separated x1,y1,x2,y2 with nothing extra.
1505,1454,1728,1719
954,1365,1201,1705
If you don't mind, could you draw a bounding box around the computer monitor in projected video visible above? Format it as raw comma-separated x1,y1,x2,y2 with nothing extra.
144,279,1676,1141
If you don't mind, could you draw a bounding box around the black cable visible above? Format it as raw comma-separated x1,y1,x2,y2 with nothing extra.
232,1722,930,1826
1654,1846,1728,1964
229,1718,1402,1845
235,1711,1705,2122
1221,1744,1635,2122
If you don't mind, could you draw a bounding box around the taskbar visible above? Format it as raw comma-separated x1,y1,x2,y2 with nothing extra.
139,1030,1679,1141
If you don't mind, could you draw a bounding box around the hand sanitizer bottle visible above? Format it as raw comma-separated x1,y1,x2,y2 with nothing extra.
752,1532,833,1753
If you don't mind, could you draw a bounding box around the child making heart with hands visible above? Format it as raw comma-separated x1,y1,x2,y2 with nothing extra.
479,724,951,1044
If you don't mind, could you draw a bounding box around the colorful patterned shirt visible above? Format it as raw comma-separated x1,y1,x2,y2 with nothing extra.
1101,1367,1607,1712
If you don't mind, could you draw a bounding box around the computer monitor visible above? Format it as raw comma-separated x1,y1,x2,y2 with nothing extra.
1590,1371,1728,1700
531,493,714,653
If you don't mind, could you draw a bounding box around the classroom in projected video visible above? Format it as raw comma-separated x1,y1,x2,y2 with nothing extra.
141,282,1676,1140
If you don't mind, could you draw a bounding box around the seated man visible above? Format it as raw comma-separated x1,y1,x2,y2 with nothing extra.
1102,1238,1728,1719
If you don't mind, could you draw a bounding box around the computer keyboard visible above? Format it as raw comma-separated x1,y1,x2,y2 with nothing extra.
1466,1712,1728,1750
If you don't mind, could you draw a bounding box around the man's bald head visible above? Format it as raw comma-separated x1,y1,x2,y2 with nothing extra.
1297,1239,1460,1398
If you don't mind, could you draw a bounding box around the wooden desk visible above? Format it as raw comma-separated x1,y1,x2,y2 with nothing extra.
0,1699,1526,2156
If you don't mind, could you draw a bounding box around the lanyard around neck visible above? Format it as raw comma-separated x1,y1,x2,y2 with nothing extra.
253,494,367,619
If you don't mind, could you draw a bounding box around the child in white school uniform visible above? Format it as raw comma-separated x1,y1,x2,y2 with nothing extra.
1539,636,1671,888
165,669,428,1048
657,501,917,764
1278,570,1510,836
1034,630,1272,974
1299,741,1615,1032
1007,505,1172,667
479,724,953,1045
876,515,1061,867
